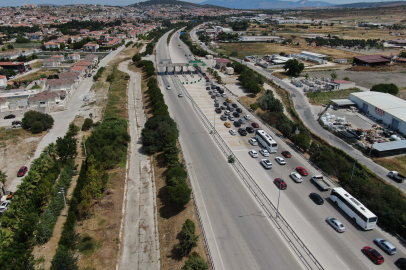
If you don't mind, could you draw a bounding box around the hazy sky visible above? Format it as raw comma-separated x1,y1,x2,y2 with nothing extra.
0,0,396,7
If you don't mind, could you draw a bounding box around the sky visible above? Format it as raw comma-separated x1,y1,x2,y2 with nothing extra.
0,0,399,7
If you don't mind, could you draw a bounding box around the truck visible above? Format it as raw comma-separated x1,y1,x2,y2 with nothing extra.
388,171,405,183
311,175,332,191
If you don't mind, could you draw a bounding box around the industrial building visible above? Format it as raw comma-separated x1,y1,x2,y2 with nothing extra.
300,51,327,60
329,80,356,90
349,92,406,134
352,55,391,66
238,36,281,42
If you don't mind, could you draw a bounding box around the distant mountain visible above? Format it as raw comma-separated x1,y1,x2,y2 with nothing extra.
129,0,226,9
333,1,406,8
198,0,332,9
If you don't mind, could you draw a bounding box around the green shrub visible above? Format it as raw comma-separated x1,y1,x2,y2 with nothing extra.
183,252,209,270
22,110,54,133
81,118,93,131
50,246,78,270
168,183,191,207
174,219,199,257
250,103,259,110
32,121,45,134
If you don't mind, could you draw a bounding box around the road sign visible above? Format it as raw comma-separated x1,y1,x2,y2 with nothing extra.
193,64,198,67
186,64,189,66
189,60,201,63
202,63,206,66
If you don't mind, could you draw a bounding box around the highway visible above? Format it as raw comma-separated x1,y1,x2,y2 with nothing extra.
156,31,304,270
169,28,405,269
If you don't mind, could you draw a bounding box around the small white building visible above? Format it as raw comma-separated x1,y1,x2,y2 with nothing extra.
43,58,60,67
334,58,348,64
0,75,7,89
329,80,356,90
239,36,281,42
226,67,234,75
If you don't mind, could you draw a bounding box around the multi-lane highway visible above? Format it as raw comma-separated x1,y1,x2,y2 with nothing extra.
155,30,406,270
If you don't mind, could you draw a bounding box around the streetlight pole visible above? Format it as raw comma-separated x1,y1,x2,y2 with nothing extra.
294,127,300,149
350,152,359,184
276,168,295,220
59,188,68,215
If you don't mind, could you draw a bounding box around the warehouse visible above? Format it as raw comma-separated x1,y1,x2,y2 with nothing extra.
352,54,391,66
238,36,281,42
349,92,406,134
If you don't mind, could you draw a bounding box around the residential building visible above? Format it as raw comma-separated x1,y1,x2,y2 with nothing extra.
43,41,60,50
216,58,231,69
83,43,99,52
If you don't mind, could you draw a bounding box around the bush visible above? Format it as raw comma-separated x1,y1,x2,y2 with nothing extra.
81,118,93,131
174,219,199,257
50,247,78,270
257,90,283,113
371,83,399,96
183,252,209,270
283,59,305,76
250,103,259,111
22,110,54,133
168,183,191,207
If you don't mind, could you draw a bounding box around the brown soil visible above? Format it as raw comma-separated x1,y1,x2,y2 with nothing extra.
0,128,44,188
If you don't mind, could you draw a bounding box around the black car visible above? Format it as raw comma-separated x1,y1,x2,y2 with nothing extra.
206,79,210,82
236,108,243,113
215,108,222,113
4,114,16,119
206,87,210,90
309,193,324,205
211,95,216,99
211,85,216,89
216,86,220,90
220,105,226,110
233,112,240,118
234,121,241,127
209,91,213,95
228,107,234,112
223,101,229,106
238,128,247,136
395,258,406,269
246,126,254,133
232,103,238,108
218,89,224,94
214,103,219,107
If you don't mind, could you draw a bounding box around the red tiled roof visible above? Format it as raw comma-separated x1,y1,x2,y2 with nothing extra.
216,58,231,63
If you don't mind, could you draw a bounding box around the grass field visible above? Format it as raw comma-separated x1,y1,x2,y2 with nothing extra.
11,42,41,50
216,42,359,60
306,87,362,105
375,156,406,177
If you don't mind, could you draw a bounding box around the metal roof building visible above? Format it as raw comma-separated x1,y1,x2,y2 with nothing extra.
353,54,391,66
372,140,406,157
349,92,406,134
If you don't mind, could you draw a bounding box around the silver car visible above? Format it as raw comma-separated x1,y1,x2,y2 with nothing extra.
374,238,397,255
290,172,303,183
0,200,11,214
259,149,270,157
275,157,286,165
325,217,346,233
228,115,235,121
260,159,272,169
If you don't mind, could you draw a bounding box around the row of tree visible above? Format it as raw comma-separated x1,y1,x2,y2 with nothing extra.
305,36,382,50
179,33,208,57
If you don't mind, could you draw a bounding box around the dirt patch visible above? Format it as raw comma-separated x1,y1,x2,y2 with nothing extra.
0,128,44,188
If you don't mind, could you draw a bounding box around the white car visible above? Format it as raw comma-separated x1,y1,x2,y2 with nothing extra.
0,200,11,214
275,157,286,165
178,93,183,97
228,115,235,121
244,115,251,120
229,129,237,136
224,110,231,116
326,217,346,233
290,172,303,183
166,85,171,90
249,150,258,158
222,93,227,98
260,159,272,169
259,149,270,157
248,138,258,146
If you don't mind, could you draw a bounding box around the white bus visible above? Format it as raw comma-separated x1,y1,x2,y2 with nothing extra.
255,129,278,153
330,187,377,230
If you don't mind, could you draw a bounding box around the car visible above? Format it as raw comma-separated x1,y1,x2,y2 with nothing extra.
206,87,210,90
325,217,346,233
166,85,171,90
8,76,14,79
395,258,406,269
224,110,231,116
309,193,324,205
362,246,384,265
12,120,22,126
17,166,28,177
232,103,238,108
244,115,251,120
211,95,216,99
282,151,292,158
248,138,258,146
220,115,227,121
222,93,227,98
259,149,270,157
274,178,287,190
229,129,237,135
238,128,247,136
216,93,221,97
249,150,258,158
211,85,216,89
275,157,286,165
226,98,232,103
238,118,246,124
214,99,219,103
205,76,209,79
236,108,243,113
228,115,235,121
251,122,259,128
260,159,272,169
224,122,231,128
6,192,14,200
178,93,183,97
223,101,229,106
220,105,226,110
4,114,16,119
226,105,233,110
206,79,210,82
246,127,254,133
185,54,187,56
233,112,240,118
209,91,213,95
0,200,11,214
88,73,92,77
214,103,219,107
215,108,221,113
296,167,308,176
213,89,218,93
290,172,303,183
234,121,241,127
373,238,397,255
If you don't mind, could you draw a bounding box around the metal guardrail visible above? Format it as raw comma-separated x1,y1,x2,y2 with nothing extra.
176,72,324,270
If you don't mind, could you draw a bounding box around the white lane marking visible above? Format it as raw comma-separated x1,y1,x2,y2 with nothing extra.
335,255,350,270
292,206,312,227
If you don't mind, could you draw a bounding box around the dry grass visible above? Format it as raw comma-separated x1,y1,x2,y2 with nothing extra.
374,156,406,177
11,69,58,82
103,67,129,120
306,88,363,105
30,60,43,69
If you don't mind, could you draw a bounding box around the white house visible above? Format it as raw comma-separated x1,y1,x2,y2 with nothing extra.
0,75,7,89
83,43,99,52
67,54,81,62
43,41,60,50
43,58,60,67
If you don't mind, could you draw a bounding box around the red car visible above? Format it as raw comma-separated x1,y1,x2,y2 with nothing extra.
205,76,209,80
282,151,292,158
274,178,287,190
17,166,28,177
251,122,259,128
296,167,308,176
362,246,384,265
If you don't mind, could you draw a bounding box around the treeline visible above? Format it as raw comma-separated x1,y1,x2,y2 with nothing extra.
0,54,38,63
179,33,208,57
305,36,381,50
229,21,249,31
49,19,123,35
0,122,79,269
93,66,105,81
52,118,130,268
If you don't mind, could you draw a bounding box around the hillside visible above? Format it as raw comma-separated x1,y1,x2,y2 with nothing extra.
199,0,332,9
333,1,406,8
129,0,226,9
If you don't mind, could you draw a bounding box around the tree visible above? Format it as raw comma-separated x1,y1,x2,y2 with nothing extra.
371,83,399,96
283,59,304,76
399,51,406,58
22,111,54,133
81,118,93,131
56,135,78,163
168,183,191,207
0,171,7,193
330,71,338,81
132,53,141,62
183,252,209,270
174,219,199,257
50,247,79,270
296,134,311,152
